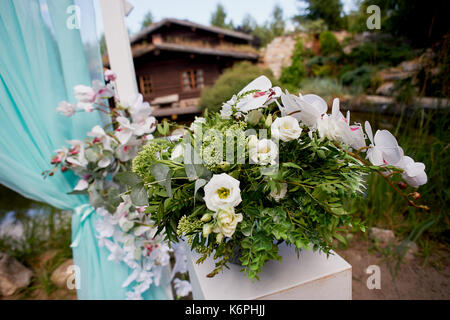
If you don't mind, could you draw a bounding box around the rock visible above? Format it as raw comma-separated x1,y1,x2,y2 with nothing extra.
376,82,396,96
399,59,423,72
403,241,419,260
377,68,416,81
0,252,33,296
369,227,396,246
50,259,74,288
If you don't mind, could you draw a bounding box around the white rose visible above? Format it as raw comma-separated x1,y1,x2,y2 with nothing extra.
203,173,242,211
248,137,278,166
213,206,243,238
271,116,302,142
269,183,287,202
170,143,184,162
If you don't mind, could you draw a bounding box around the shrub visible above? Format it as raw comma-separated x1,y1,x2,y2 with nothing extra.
279,38,307,89
340,65,373,90
319,31,341,56
198,62,276,113
299,77,348,102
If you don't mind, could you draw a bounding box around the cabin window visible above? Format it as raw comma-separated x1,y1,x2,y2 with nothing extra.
181,69,204,91
138,74,153,95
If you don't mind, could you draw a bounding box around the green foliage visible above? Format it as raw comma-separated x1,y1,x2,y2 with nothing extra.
340,65,374,90
319,31,341,55
210,3,234,30
357,0,448,47
198,62,277,113
279,39,307,88
348,39,414,67
141,11,154,29
299,77,349,101
269,4,285,37
295,0,345,30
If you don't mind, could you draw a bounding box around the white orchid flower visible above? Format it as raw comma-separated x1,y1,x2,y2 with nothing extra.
115,137,140,162
395,156,427,188
220,76,280,117
125,94,152,123
73,81,114,112
56,101,77,117
278,91,328,128
73,178,89,191
318,99,366,150
365,121,404,166
104,69,117,82
66,140,88,167
88,125,114,151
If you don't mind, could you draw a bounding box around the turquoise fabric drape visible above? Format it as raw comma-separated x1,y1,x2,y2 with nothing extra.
0,0,168,300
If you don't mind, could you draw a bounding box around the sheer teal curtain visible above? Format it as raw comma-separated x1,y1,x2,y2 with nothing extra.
0,0,168,300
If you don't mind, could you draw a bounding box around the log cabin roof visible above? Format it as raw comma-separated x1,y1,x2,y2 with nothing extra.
130,18,253,44
133,42,259,60
103,42,259,66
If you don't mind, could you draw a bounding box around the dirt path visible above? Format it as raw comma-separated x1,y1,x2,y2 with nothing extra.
336,238,450,299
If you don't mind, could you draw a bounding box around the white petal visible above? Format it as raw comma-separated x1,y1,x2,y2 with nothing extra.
238,76,272,95
74,179,89,191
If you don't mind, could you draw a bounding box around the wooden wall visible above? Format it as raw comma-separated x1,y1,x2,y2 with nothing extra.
134,51,236,101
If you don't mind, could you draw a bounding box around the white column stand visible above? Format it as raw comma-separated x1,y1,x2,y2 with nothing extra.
98,0,138,104
187,242,352,300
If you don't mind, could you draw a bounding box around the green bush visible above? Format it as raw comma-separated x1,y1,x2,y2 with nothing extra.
319,31,341,56
348,40,414,67
299,77,348,102
279,38,307,89
198,62,277,113
340,65,374,90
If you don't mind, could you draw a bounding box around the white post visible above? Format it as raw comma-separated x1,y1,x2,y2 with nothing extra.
98,0,174,300
98,0,138,104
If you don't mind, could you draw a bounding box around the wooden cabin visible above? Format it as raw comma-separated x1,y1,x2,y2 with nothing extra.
128,18,259,119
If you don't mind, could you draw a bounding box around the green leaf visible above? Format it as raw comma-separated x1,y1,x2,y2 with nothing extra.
115,172,142,186
282,162,303,170
150,163,172,197
130,183,148,206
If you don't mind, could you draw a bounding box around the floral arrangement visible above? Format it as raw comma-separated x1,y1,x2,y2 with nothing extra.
46,70,191,299
127,76,428,280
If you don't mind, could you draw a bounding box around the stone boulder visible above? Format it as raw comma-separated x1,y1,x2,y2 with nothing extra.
369,227,396,247
376,82,396,96
50,259,74,288
0,252,33,296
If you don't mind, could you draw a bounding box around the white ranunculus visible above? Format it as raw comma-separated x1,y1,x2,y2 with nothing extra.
248,137,278,165
170,143,185,162
203,173,242,211
395,156,427,188
269,183,288,202
271,116,302,142
213,206,243,238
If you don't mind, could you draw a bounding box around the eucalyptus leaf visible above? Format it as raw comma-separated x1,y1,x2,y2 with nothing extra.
130,183,148,206
115,171,142,186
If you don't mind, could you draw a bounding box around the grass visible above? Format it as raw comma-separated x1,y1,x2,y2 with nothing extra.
348,107,450,270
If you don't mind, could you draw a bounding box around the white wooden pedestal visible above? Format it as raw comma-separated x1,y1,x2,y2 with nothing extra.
186,243,352,300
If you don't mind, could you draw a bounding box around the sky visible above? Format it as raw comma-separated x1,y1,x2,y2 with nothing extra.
94,0,357,37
